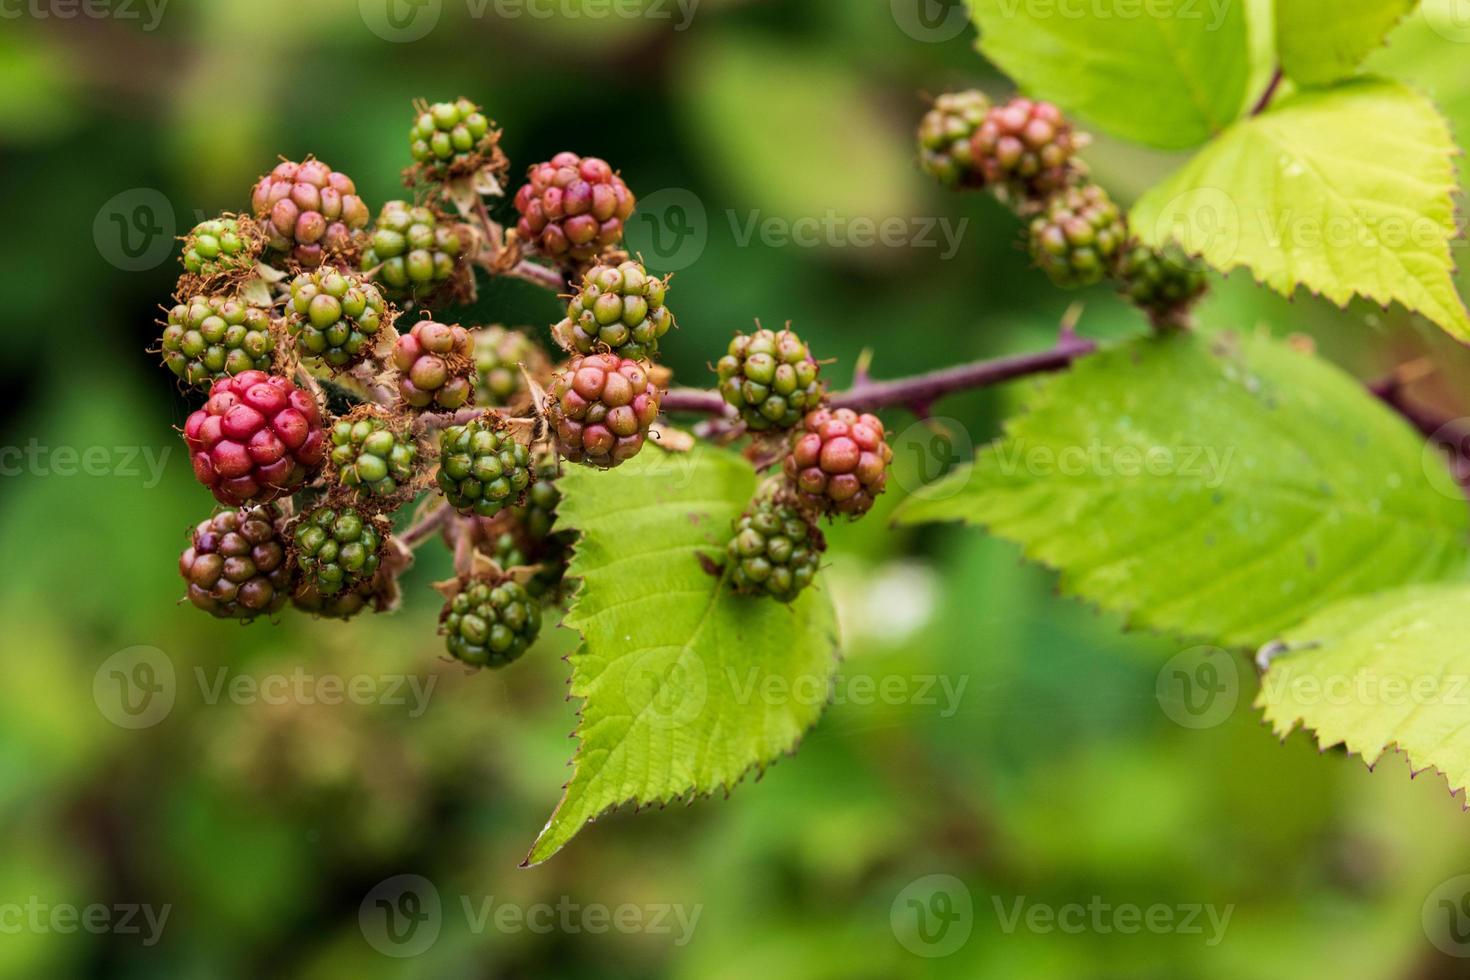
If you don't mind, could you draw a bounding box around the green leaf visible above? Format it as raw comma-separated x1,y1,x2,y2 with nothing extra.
894,332,1470,649
1132,78,1470,340
1258,583,1470,797
967,0,1249,149
1277,0,1418,86
526,446,841,865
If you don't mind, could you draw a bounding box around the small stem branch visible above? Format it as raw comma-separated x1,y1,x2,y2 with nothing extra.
399,501,452,549
1251,67,1284,116
661,388,736,416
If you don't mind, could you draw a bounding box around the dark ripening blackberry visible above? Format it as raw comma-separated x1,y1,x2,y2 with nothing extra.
917,90,992,187
292,504,385,596
547,353,660,468
727,497,825,602
436,416,533,517
441,577,542,668
783,407,894,519
555,260,674,360
971,97,1085,208
1027,182,1127,289
715,327,824,431
392,320,475,410
161,294,276,388
180,507,292,620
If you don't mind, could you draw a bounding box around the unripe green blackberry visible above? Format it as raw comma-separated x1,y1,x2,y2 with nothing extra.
715,328,824,431
436,416,532,517
161,295,277,388
1028,183,1126,288
917,90,992,187
472,461,570,598
292,584,372,620
179,507,292,620
547,353,661,468
329,410,419,498
554,260,674,360
1116,242,1209,326
392,320,475,410
251,158,370,268
521,467,562,541
181,215,262,279
727,498,825,602
441,577,542,668
471,326,550,408
362,201,468,301
784,407,894,519
285,268,391,369
514,152,636,262
292,504,385,596
410,97,495,175
972,97,1084,207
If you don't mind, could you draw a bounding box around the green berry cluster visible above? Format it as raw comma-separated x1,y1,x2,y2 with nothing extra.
293,505,384,596
436,416,533,517
1116,243,1209,327
917,90,991,187
1027,183,1127,288
410,98,494,173
727,497,825,602
161,294,277,387
286,267,391,369
715,327,824,431
441,578,542,668
556,260,674,360
471,326,548,408
330,412,418,498
362,201,468,301
181,216,261,279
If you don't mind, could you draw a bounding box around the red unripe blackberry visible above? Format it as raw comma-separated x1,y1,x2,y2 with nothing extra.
972,97,1084,207
392,320,475,410
184,371,327,507
251,158,370,268
547,353,661,469
179,507,292,620
514,152,635,263
783,407,893,519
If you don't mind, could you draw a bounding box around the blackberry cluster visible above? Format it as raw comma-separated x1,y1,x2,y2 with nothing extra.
547,353,661,468
1116,243,1209,326
410,97,497,177
362,201,468,302
917,90,991,187
436,416,533,517
715,327,824,431
727,497,825,602
783,407,894,519
556,260,674,360
293,504,385,596
286,267,391,369
1028,183,1127,288
471,326,548,408
251,158,369,268
161,295,277,388
180,508,292,620
184,371,327,507
181,215,262,282
971,97,1083,205
514,152,636,262
392,320,475,410
329,410,419,499
441,577,542,668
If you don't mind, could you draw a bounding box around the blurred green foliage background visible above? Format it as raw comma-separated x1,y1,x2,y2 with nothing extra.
3,0,1470,976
